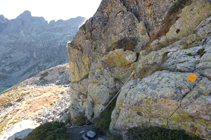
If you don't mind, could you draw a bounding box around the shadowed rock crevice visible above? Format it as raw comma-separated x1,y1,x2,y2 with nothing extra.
157,0,192,38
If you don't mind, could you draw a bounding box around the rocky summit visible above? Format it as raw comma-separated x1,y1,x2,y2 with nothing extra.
0,10,85,87
66,0,211,139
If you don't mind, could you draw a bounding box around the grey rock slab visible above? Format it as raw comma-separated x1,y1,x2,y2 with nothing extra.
196,39,211,70
79,130,85,134
110,70,211,139
197,68,211,79
82,134,89,140
0,120,39,140
88,83,113,105
163,46,204,71
87,130,96,138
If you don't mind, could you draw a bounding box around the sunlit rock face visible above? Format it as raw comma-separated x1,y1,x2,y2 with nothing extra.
66,0,211,139
0,10,85,86
67,0,174,83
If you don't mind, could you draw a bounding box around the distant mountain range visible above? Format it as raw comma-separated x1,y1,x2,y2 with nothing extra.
0,10,85,86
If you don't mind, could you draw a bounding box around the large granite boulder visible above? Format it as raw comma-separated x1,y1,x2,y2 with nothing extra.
110,71,211,139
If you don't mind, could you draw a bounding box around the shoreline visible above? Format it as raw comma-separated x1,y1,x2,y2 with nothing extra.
0,87,10,93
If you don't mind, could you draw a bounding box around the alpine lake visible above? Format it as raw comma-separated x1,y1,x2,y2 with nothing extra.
0,87,9,93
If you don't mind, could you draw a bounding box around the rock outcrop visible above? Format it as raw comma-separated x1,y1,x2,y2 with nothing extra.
66,0,211,139
110,71,211,138
0,11,85,86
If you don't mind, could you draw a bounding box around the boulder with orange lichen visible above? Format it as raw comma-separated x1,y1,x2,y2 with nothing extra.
110,71,211,139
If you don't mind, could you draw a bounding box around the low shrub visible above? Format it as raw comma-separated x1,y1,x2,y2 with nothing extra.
74,113,87,126
197,48,206,56
166,0,192,20
126,126,202,140
24,121,71,140
105,134,123,140
93,96,117,134
93,95,123,139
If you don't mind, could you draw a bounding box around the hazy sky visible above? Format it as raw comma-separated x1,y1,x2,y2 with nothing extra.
0,0,102,21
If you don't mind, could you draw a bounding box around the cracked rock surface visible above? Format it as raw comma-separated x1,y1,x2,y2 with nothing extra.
66,0,211,139
110,71,211,138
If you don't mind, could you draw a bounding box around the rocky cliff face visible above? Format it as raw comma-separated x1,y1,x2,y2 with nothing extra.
67,0,211,139
0,11,85,86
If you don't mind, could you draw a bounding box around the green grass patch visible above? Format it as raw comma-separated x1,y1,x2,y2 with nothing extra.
24,122,72,140
197,48,206,56
74,113,87,126
186,53,192,56
105,134,123,140
93,95,123,139
126,126,202,140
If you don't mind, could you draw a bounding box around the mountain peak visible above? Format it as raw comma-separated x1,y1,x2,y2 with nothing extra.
0,14,5,19
17,10,32,19
0,14,8,23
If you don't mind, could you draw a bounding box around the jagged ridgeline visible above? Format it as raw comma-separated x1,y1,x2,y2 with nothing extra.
67,0,211,139
0,11,85,87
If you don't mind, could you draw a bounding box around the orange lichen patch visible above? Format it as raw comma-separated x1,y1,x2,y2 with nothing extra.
187,73,197,82
145,1,152,7
164,99,176,107
165,99,170,104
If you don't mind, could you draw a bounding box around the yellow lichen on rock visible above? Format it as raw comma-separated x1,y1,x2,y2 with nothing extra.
187,73,197,82
166,0,211,40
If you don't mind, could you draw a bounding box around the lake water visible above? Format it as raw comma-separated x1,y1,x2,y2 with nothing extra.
0,87,9,93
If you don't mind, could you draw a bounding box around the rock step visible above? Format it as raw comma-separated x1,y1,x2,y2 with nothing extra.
67,125,105,140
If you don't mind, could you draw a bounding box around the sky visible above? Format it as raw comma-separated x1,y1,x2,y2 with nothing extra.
0,0,102,21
